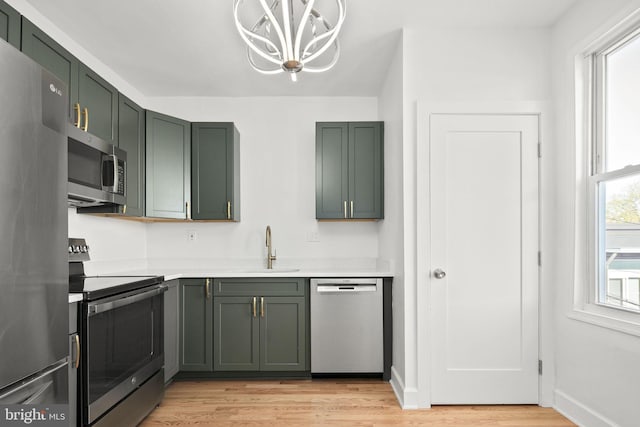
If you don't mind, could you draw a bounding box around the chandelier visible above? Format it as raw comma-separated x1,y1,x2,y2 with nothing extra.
233,0,346,81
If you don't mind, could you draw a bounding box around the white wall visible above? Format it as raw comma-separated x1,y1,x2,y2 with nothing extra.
377,32,406,398
68,209,147,274
142,96,381,269
403,26,553,407
551,1,640,425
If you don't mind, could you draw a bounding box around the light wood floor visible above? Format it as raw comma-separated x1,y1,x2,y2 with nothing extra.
140,379,575,426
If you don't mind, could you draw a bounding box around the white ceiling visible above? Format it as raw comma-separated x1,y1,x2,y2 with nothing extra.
21,0,579,97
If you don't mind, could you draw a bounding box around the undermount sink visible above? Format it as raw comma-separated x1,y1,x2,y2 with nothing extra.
239,268,300,273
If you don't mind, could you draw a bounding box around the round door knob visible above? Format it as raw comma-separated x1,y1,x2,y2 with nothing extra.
433,268,446,279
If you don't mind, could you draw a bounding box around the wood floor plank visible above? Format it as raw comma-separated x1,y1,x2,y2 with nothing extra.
140,379,575,426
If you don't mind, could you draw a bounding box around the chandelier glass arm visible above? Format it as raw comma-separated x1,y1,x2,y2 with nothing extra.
258,0,289,61
293,0,316,61
233,0,283,66
301,0,345,64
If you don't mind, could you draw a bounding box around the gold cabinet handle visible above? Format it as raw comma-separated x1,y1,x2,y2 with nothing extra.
227,201,231,220
260,297,264,318
82,107,89,132
205,278,211,299
73,103,81,128
344,201,347,219
350,200,354,218
74,334,80,369
252,297,257,318
185,201,190,220
122,205,127,215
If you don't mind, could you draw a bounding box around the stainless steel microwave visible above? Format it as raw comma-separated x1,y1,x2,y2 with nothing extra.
67,124,126,207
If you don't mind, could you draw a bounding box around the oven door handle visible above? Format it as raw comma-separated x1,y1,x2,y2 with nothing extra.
88,285,168,316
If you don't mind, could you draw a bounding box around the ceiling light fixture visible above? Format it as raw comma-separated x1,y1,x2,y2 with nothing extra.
233,0,346,82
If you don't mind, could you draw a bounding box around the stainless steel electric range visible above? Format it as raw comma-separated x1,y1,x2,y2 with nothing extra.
69,238,166,427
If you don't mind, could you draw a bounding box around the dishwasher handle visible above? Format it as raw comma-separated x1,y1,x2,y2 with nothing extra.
315,284,377,293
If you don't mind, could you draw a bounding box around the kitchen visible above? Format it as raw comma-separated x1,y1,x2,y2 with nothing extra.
1,0,640,426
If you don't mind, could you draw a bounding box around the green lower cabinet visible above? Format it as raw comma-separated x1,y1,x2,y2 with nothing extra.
213,278,308,373
179,279,213,372
259,296,306,371
213,296,259,371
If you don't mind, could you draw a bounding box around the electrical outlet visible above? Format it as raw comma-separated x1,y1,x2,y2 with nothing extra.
306,231,320,242
187,230,197,241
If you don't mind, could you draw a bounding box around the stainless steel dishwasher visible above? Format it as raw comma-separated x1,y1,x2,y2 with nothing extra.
310,278,383,374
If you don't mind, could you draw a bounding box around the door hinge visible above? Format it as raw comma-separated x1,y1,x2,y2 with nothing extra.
538,142,542,158
538,251,542,267
538,360,543,375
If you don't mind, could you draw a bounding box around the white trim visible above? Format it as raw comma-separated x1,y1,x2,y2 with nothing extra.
567,308,640,337
575,9,640,334
416,101,552,408
390,366,420,409
554,389,621,427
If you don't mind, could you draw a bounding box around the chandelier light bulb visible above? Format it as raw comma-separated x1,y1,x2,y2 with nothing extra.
233,0,346,81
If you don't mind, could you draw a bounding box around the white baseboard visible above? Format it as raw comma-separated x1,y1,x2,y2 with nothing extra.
390,366,420,409
554,389,619,427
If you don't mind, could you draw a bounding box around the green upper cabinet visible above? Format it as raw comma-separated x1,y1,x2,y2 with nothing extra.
118,94,145,217
316,121,384,219
146,110,191,219
21,18,118,144
77,63,118,144
191,123,241,221
0,0,20,49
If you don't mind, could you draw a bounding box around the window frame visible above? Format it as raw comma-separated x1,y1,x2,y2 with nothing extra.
575,17,640,335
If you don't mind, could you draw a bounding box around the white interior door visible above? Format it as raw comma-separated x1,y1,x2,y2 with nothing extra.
429,114,539,404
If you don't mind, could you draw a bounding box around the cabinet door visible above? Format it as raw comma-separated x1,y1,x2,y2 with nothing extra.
0,0,20,49
21,17,79,119
213,296,260,371
260,297,306,371
146,110,191,219
163,280,179,382
179,279,213,372
348,122,384,219
118,94,145,217
316,122,349,219
78,63,118,145
191,123,240,220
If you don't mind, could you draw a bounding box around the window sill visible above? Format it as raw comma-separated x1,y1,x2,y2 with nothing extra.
568,306,640,337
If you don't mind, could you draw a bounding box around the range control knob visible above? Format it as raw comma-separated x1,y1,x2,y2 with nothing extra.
68,246,73,253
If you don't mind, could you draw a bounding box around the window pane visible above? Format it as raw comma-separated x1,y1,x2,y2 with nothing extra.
605,34,640,171
599,174,640,311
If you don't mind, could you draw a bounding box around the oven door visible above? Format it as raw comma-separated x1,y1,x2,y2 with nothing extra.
83,285,166,425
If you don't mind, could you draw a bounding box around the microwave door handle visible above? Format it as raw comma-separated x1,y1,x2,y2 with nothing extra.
109,154,119,192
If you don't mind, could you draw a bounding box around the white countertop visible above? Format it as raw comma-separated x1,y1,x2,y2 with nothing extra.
113,268,393,282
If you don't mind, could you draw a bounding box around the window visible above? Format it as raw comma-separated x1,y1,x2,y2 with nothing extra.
589,26,640,317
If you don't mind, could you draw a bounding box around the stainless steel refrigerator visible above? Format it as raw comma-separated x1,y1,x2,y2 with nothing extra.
0,39,69,408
